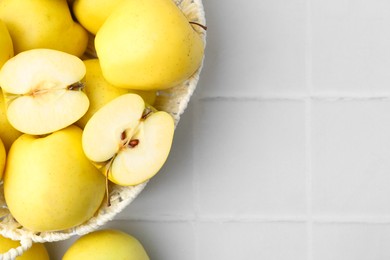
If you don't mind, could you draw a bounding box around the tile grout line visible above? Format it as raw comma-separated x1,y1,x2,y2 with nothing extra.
198,95,390,101
305,98,313,260
305,0,313,258
115,215,390,223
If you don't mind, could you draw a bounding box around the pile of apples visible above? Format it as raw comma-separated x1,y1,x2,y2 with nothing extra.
0,0,204,235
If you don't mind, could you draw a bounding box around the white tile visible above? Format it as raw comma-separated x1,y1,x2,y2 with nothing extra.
196,99,306,217
105,220,196,260
47,221,196,260
313,223,390,260
198,0,307,97
116,101,196,219
198,222,307,260
312,100,390,216
311,0,390,95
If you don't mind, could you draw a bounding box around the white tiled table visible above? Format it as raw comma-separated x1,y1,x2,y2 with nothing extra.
48,0,390,259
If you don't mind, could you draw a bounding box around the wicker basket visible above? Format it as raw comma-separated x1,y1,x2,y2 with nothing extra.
0,0,206,258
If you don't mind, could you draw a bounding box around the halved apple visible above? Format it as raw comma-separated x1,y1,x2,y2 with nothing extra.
0,48,89,135
82,93,174,186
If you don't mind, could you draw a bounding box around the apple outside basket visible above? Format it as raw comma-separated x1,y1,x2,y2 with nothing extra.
0,0,206,258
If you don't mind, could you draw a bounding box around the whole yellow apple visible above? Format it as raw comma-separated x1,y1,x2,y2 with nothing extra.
0,235,49,260
0,89,22,151
73,0,124,35
95,0,205,90
0,19,13,68
76,59,128,129
131,89,157,107
4,125,106,232
63,229,150,260
0,0,88,57
0,137,5,179
76,59,157,128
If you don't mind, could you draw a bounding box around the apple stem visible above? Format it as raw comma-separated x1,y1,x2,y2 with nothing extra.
189,21,208,31
104,156,116,207
142,108,153,120
105,169,111,207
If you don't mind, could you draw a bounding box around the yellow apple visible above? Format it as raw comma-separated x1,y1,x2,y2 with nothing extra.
95,0,204,90
63,229,149,260
0,19,13,69
0,89,22,151
76,59,128,129
82,94,174,186
76,59,157,129
0,49,89,135
0,235,49,260
0,0,88,57
4,125,106,232
73,0,124,35
0,137,5,180
130,89,158,107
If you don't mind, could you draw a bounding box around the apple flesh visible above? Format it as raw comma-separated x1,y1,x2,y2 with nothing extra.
0,48,89,135
82,93,174,186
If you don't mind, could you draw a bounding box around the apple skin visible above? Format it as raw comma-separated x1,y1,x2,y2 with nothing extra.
0,137,5,180
0,235,49,260
4,125,106,232
132,89,157,107
76,59,128,129
0,19,13,68
63,229,150,260
0,90,22,151
73,0,124,35
95,0,204,90
76,59,157,129
0,0,88,57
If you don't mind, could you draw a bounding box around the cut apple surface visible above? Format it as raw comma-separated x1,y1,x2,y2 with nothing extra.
82,93,174,186
0,48,89,135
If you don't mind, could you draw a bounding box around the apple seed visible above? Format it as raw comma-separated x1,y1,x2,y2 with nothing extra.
121,130,127,141
128,139,139,148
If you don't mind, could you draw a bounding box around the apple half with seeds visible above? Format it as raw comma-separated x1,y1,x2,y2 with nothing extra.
0,48,88,135
82,93,174,186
